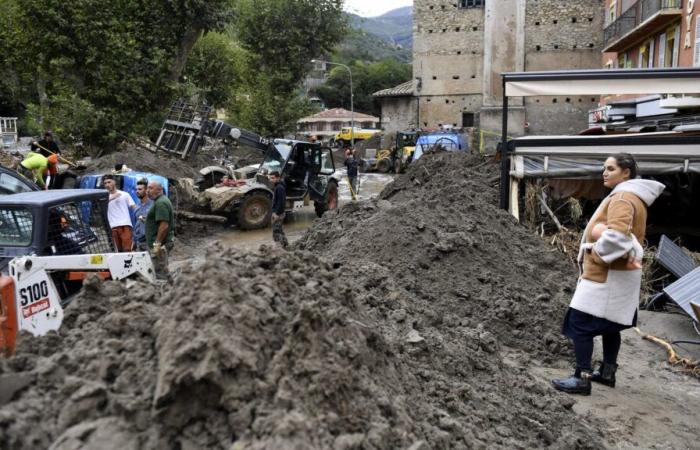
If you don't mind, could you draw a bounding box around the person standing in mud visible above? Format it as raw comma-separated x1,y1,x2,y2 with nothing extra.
132,178,152,251
146,180,175,280
345,149,359,200
103,174,136,251
269,171,288,248
552,153,664,396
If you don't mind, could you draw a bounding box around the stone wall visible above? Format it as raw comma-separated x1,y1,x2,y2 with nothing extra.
378,97,418,135
409,0,605,145
417,94,482,129
523,0,605,134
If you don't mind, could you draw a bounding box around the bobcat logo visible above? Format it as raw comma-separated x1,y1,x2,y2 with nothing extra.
123,256,134,270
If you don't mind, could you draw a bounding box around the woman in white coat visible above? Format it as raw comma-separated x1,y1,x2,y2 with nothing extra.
552,153,665,396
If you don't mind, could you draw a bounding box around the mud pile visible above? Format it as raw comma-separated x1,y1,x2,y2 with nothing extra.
0,152,608,449
81,144,213,179
298,152,577,360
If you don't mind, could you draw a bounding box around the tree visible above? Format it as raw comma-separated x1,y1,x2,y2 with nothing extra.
227,0,346,135
183,32,246,107
1,0,235,147
315,59,412,117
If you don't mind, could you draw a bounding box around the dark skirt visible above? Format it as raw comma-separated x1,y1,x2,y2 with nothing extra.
562,307,637,341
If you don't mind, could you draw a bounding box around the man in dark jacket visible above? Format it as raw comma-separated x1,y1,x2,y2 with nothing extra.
344,149,359,200
31,131,61,157
269,171,288,248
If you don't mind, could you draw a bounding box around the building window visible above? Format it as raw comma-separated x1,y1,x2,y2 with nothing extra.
662,26,680,67
695,15,700,67
459,0,484,8
607,1,617,25
462,112,475,128
639,44,648,68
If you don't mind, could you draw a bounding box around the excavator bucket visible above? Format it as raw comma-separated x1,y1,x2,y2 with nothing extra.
0,275,18,357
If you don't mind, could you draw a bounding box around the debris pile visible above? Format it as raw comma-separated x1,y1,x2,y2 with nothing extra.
0,152,610,449
298,152,577,359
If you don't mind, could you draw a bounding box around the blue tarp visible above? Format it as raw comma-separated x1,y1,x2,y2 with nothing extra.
413,132,469,161
79,172,170,226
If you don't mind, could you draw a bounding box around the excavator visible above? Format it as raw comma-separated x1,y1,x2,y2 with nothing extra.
0,189,155,356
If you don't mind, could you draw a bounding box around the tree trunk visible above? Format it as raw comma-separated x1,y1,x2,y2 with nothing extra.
169,26,204,83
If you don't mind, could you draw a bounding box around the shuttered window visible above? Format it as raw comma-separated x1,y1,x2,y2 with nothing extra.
694,15,700,67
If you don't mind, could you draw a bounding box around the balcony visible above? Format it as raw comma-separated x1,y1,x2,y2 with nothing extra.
603,0,682,52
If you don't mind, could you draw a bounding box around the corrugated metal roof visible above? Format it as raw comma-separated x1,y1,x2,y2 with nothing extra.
372,80,414,98
655,235,697,279
664,266,700,322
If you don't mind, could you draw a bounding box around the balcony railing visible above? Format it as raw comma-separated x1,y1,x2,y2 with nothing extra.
604,0,682,49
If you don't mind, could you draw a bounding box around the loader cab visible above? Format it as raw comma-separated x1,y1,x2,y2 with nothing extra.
264,140,336,202
0,190,115,273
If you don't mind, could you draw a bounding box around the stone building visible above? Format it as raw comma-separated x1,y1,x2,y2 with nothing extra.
375,0,606,147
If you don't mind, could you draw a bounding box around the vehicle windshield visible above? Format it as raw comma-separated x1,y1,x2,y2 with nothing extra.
260,143,292,173
0,207,33,246
399,133,417,147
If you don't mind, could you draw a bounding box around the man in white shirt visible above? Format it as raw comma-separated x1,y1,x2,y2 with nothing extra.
103,174,136,252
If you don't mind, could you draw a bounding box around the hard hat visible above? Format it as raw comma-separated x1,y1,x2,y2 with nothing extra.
48,154,58,165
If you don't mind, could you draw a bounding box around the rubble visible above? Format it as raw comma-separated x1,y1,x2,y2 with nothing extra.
0,152,612,449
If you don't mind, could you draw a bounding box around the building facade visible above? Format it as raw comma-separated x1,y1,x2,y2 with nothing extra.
376,0,606,147
603,0,699,69
589,0,700,130
296,108,379,140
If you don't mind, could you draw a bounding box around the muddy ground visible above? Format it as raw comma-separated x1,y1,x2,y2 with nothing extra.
1,152,699,449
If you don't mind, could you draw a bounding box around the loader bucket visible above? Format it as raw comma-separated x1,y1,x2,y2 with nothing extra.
0,275,17,357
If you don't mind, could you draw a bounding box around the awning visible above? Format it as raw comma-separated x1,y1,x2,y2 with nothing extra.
509,132,700,178
511,155,700,179
504,68,700,97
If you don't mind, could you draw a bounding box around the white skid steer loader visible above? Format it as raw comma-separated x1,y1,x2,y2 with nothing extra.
0,190,155,356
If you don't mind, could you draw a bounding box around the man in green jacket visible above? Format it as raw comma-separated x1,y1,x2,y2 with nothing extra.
145,180,174,281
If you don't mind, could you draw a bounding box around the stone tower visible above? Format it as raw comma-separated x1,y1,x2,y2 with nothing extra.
412,0,605,143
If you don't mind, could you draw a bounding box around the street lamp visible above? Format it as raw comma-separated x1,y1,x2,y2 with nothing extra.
311,59,354,148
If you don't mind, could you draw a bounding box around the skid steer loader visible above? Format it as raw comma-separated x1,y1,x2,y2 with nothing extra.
0,189,155,356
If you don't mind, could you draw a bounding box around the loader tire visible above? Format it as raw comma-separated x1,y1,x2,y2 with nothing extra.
237,192,272,230
314,181,338,218
376,158,391,173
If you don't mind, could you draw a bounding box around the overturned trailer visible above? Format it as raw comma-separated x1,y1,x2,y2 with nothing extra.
498,68,700,231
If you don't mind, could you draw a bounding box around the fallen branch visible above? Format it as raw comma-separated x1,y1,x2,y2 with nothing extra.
176,210,227,223
538,193,565,232
634,327,700,378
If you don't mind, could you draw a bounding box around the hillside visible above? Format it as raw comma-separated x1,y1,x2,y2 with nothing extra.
349,6,412,49
341,6,412,63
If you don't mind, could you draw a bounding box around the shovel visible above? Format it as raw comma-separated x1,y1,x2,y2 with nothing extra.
33,142,87,170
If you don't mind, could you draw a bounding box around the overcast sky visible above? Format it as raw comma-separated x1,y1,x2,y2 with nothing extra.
344,0,412,17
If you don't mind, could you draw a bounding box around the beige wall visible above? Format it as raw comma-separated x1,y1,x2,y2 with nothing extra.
409,0,605,145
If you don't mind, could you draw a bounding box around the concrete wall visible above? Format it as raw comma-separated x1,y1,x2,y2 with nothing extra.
378,97,418,135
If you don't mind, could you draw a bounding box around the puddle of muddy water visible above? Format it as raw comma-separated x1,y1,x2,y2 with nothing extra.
179,170,394,258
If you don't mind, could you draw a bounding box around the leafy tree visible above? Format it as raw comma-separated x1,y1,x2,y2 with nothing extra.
227,0,345,135
1,0,234,147
315,59,412,117
183,32,246,107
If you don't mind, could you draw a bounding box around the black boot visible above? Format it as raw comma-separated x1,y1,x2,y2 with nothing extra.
551,371,591,396
591,362,617,387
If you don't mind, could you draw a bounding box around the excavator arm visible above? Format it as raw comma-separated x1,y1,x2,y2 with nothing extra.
209,121,272,154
